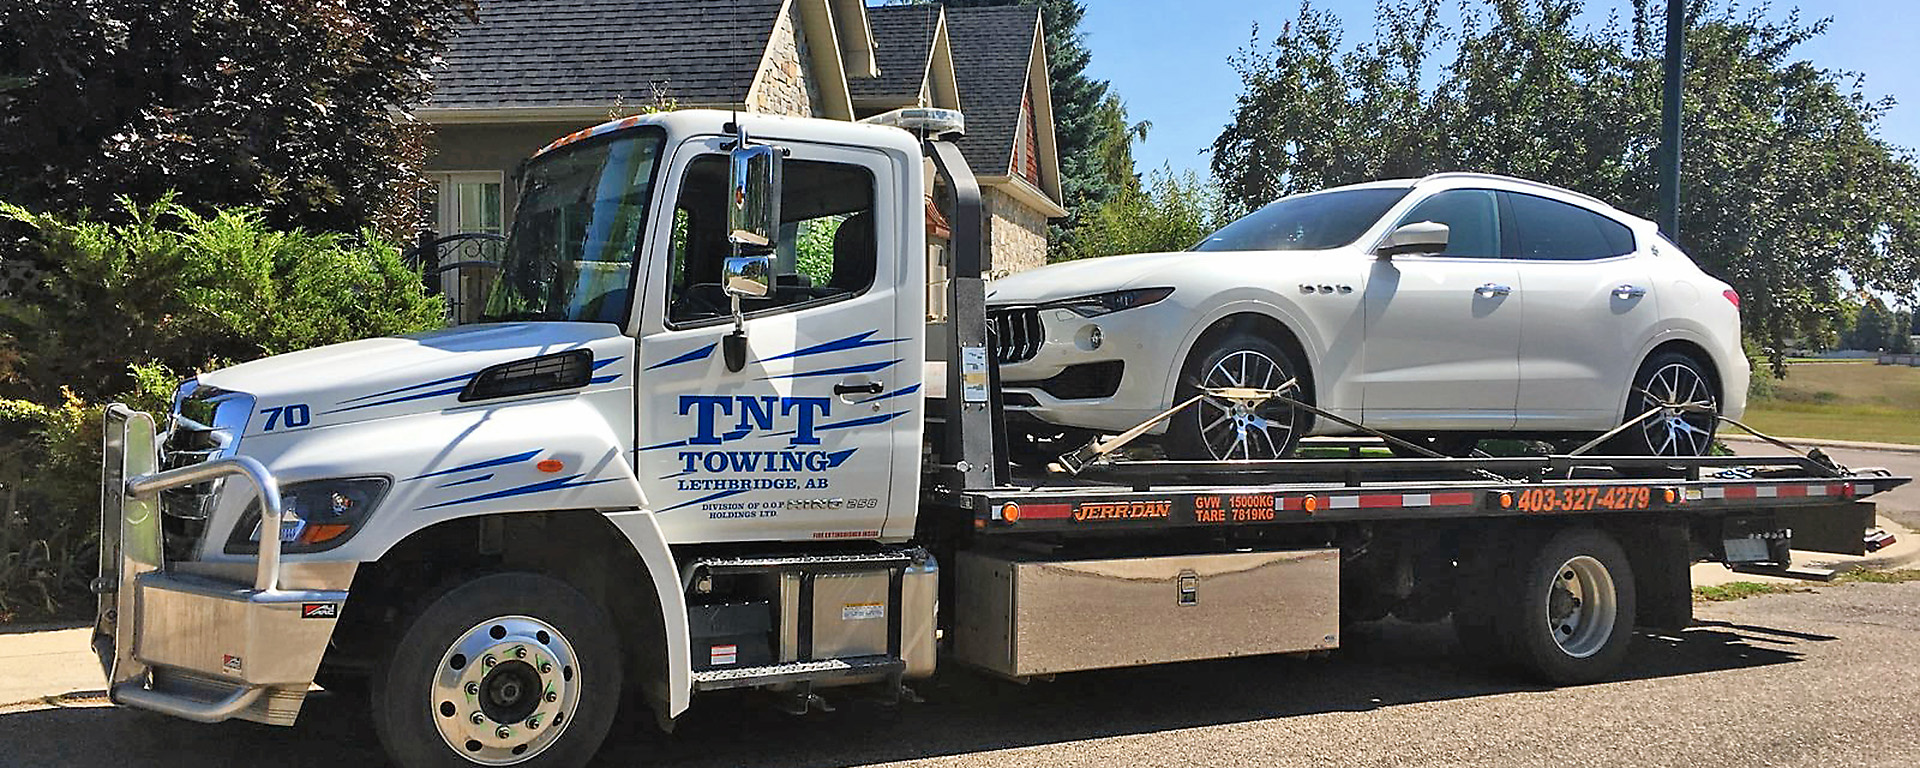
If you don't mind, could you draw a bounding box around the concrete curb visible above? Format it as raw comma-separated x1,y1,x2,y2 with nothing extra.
1721,433,1920,456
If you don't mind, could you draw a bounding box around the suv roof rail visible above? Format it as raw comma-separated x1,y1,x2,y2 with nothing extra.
1415,172,1614,210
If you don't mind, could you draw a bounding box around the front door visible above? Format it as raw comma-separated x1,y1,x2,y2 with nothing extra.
636,138,906,543
1361,188,1522,429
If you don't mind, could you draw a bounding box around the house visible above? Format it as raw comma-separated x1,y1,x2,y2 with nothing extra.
415,0,1065,275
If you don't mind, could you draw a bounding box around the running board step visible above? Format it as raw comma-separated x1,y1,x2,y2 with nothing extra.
691,655,904,691
1727,564,1838,582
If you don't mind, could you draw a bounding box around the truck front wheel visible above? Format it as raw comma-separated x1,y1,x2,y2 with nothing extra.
1491,528,1637,685
372,572,622,768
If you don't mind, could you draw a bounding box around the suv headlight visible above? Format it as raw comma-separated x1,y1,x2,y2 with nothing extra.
1045,287,1174,317
225,477,389,554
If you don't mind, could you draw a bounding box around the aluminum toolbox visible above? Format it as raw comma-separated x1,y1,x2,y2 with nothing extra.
954,549,1340,677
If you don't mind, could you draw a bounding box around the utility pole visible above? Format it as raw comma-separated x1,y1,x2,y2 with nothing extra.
1657,0,1684,240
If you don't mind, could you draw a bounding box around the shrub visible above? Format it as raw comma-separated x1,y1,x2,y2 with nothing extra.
0,197,442,621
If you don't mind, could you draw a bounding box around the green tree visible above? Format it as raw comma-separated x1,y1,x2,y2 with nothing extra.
1846,299,1891,351
1071,166,1221,260
1211,0,1920,368
0,0,473,242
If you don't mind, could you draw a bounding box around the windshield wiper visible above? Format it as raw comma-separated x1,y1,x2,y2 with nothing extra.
480,310,568,323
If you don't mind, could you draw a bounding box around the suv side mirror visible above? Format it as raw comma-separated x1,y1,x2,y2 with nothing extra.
1376,221,1450,258
728,144,783,254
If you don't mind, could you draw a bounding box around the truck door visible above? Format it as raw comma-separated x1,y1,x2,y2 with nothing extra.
636,137,906,543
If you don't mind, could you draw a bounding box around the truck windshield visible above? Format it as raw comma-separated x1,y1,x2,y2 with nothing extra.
481,128,666,324
1192,187,1410,252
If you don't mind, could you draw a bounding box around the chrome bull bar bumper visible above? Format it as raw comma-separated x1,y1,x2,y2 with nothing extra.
93,404,344,725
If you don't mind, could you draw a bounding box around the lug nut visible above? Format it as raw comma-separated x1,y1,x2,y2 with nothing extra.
469,712,485,725
545,690,558,703
527,715,541,729
483,654,496,668
465,681,479,696
496,726,512,739
539,662,552,674
514,646,527,659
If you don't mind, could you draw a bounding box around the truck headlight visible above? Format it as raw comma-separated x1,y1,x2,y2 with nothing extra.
1046,287,1174,317
225,477,389,554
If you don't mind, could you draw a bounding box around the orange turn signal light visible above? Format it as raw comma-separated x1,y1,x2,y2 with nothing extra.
299,523,352,546
536,459,565,473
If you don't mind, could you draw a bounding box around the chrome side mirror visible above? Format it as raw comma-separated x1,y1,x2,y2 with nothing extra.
728,144,783,254
722,255,772,300
1375,221,1450,258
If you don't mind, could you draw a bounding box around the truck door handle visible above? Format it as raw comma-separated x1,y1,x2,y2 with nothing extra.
834,381,885,397
1474,283,1512,298
1613,284,1648,299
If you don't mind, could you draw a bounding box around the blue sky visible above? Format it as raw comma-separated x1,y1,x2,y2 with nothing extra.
1078,0,1920,178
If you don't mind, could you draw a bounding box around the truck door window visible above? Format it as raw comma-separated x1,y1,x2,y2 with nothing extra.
666,156,878,326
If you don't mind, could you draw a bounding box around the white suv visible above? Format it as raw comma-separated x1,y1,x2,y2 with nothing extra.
986,173,1748,460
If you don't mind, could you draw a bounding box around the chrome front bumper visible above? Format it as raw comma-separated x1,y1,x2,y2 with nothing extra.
93,405,345,725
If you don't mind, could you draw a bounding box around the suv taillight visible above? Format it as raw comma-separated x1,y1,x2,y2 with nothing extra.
1723,289,1740,308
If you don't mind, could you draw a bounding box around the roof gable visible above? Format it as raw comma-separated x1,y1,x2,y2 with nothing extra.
427,0,787,111
944,6,1038,177
852,5,940,101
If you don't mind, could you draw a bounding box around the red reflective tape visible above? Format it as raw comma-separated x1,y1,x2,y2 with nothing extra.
1831,483,1851,497
1431,492,1477,506
1280,497,1306,511
1358,494,1404,508
1724,486,1759,499
1022,503,1073,520
1777,484,1807,497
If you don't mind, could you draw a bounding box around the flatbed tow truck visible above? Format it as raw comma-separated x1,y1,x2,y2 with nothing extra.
90,109,1908,767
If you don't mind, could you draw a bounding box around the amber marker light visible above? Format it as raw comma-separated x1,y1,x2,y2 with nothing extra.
1001,503,1021,523
537,459,565,473
1663,488,1677,504
1499,492,1514,508
1302,495,1319,513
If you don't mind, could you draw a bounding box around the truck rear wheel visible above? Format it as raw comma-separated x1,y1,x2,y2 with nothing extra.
372,572,621,768
1490,528,1637,684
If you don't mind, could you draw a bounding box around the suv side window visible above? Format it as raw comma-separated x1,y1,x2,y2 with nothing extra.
1392,189,1500,258
1505,191,1635,260
665,156,877,326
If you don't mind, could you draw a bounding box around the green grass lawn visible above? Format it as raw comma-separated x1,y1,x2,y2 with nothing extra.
1741,360,1920,444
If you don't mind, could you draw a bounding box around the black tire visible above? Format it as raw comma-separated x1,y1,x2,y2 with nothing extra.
1485,528,1637,685
1165,330,1305,460
1613,351,1719,457
372,572,622,768
1386,434,1481,459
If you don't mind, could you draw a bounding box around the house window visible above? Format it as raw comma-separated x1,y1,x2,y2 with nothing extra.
431,171,505,236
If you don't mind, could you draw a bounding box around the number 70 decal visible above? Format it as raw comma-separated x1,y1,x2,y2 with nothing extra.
259,404,312,431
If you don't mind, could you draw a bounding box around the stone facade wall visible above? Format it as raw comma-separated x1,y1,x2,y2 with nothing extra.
983,185,1049,276
747,1,822,117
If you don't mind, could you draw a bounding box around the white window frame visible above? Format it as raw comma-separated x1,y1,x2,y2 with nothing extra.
430,170,507,236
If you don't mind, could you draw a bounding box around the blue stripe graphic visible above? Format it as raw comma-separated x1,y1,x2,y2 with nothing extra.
857,383,922,404
437,473,494,488
328,384,468,413
419,474,621,510
336,371,478,405
657,488,751,513
758,330,899,363
815,410,908,432
639,439,688,452
759,359,901,380
589,374,621,384
646,343,717,370
405,450,540,481
592,357,622,370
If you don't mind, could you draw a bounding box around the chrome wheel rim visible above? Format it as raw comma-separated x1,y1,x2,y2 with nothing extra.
1638,362,1716,457
432,615,580,765
1546,555,1618,659
1195,349,1296,460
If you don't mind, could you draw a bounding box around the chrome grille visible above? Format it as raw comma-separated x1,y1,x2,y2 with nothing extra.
159,381,253,561
989,308,1043,364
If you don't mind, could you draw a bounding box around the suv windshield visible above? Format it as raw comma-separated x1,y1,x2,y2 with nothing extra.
1193,187,1410,252
481,128,666,324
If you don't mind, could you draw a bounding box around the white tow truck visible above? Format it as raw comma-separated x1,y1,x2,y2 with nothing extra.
93,109,1907,767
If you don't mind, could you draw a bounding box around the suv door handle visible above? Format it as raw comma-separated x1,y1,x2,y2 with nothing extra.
1474,283,1512,298
834,381,885,397
1613,284,1648,299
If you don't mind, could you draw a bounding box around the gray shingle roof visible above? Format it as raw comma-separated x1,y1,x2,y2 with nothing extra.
850,4,940,101
427,0,784,109
944,5,1039,177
